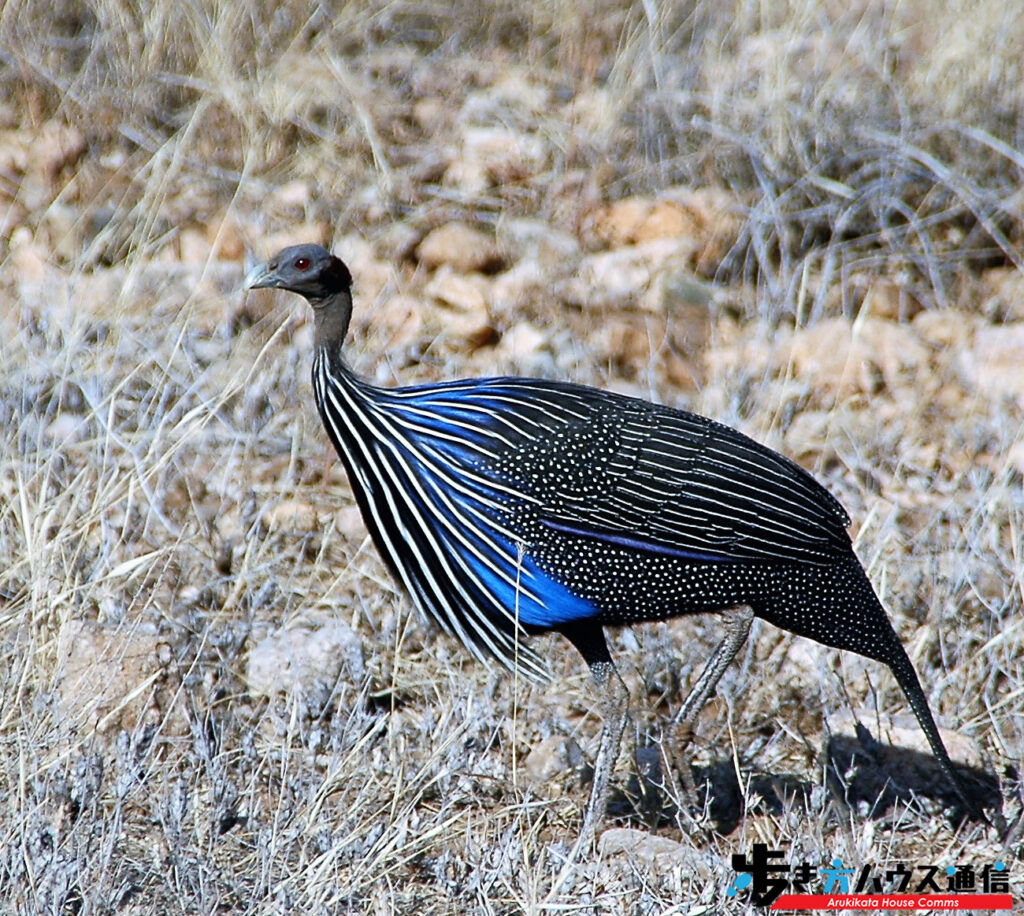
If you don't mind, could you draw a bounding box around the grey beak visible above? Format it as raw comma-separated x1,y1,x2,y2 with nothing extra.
244,260,278,290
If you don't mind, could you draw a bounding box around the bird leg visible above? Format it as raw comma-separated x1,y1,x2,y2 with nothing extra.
672,604,754,808
551,653,628,895
579,659,629,845
550,623,628,892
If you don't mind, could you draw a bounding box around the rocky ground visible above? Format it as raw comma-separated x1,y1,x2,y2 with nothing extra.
1,1,1022,912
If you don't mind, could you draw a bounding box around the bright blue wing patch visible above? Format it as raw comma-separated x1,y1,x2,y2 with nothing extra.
459,526,600,627
386,378,605,627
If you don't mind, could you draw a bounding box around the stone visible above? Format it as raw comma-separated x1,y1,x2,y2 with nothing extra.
960,323,1024,406
598,827,713,872
493,321,548,367
246,620,365,703
784,317,931,398
56,620,183,735
366,294,425,350
978,266,1024,323
260,499,320,534
586,188,740,278
335,505,368,542
425,266,489,313
444,126,547,193
562,239,699,311
496,217,582,269
519,734,571,785
416,222,504,274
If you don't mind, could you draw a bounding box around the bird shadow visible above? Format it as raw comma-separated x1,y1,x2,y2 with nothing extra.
600,723,1005,835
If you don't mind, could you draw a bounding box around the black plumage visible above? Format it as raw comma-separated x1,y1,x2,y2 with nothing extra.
245,243,981,838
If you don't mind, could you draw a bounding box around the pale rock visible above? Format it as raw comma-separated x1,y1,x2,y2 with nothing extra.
335,233,377,272
489,260,546,314
443,309,497,348
10,226,70,307
41,203,81,264
594,314,664,371
777,638,831,691
854,277,923,321
29,120,87,177
422,266,497,346
412,96,446,132
178,228,211,265
444,126,547,193
0,120,86,210
56,619,183,735
45,413,85,444
668,186,743,273
912,309,973,349
246,621,365,702
425,265,489,313
590,197,653,247
497,217,581,270
461,76,551,121
959,323,1024,406
663,350,702,391
562,239,699,311
830,712,983,768
205,213,247,261
442,157,491,196
10,227,50,284
978,266,1024,323
416,222,503,274
337,235,393,303
1003,439,1024,476
658,270,717,310
784,317,931,397
335,505,368,542
782,410,840,460
519,734,571,785
598,827,712,872
272,180,312,211
494,321,548,366
374,221,422,264
565,87,619,138
703,320,777,381
366,294,425,350
587,188,740,275
463,125,546,175
634,199,698,243
261,499,320,534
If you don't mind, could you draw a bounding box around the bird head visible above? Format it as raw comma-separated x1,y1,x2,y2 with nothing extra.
244,244,352,303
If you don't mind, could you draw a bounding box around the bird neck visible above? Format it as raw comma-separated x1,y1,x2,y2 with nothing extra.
311,289,354,353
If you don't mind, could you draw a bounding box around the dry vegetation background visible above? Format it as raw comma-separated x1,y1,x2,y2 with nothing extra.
2,0,1023,912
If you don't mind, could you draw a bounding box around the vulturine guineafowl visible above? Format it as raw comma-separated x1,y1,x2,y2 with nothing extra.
245,243,983,843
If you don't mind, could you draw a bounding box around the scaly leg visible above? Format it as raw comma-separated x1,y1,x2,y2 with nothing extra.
579,659,629,847
672,605,754,805
550,624,628,893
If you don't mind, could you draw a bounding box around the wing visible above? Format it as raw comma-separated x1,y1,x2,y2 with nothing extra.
390,377,852,567
520,403,852,565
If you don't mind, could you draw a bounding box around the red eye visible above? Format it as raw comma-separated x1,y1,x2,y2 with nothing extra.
294,257,310,270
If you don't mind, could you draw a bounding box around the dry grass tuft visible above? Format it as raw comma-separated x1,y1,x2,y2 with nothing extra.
1,0,1021,912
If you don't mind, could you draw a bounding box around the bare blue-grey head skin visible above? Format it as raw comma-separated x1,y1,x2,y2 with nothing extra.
245,244,354,349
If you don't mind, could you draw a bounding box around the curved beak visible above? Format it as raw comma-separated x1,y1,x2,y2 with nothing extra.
244,260,279,290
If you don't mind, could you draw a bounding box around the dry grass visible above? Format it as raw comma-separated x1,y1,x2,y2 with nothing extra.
1,0,1022,912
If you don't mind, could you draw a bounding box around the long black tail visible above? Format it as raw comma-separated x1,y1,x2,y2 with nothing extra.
760,557,984,819
877,626,984,819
